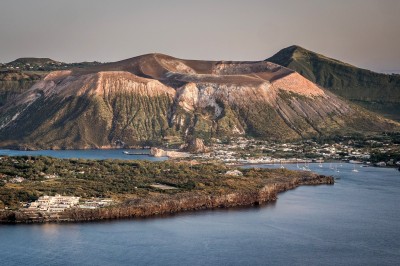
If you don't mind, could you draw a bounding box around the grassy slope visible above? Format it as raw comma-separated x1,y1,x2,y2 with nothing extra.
0,93,175,149
268,45,400,121
0,59,102,108
0,71,47,107
0,156,327,210
1,79,398,149
0,52,399,149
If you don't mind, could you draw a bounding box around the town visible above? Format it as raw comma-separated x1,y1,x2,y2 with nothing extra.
1,134,399,214
192,135,400,168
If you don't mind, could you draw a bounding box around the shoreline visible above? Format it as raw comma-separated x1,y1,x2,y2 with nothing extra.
0,174,334,224
1,149,396,169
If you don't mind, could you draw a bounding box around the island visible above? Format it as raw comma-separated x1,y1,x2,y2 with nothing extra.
0,156,333,223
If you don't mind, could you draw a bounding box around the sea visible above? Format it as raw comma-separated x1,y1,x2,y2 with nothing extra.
0,149,166,161
0,150,399,266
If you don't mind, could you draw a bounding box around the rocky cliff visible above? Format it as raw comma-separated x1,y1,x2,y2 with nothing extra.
181,138,208,153
0,53,398,149
0,173,333,223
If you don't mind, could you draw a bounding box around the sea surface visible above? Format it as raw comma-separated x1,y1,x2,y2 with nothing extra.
0,154,399,265
0,149,166,161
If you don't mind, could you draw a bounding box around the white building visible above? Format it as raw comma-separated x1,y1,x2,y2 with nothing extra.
225,169,243,176
27,194,80,212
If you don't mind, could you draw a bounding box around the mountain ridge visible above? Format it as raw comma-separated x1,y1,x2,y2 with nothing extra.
268,45,400,121
0,52,398,149
7,57,59,65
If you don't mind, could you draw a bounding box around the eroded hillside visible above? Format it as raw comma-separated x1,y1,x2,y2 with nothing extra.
0,54,398,149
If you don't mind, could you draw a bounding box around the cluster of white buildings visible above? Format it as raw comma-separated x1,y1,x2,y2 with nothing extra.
8,176,25,183
225,169,243,176
195,138,379,164
25,195,114,213
27,194,80,213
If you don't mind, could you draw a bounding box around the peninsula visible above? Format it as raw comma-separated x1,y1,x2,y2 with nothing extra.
0,156,333,223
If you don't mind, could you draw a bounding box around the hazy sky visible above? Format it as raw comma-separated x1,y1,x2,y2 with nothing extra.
1,0,399,72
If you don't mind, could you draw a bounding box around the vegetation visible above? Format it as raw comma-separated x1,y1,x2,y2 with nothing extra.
1,58,102,72
268,45,400,121
0,58,102,108
0,156,318,210
1,52,398,150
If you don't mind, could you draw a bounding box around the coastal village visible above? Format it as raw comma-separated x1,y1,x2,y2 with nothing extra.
0,135,399,215
159,136,400,167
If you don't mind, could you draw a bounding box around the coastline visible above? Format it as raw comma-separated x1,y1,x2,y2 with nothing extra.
0,174,333,224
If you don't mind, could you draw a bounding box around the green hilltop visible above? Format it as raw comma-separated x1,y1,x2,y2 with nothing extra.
268,45,400,121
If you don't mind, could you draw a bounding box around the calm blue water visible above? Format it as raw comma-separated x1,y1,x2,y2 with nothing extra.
0,149,166,161
0,162,399,266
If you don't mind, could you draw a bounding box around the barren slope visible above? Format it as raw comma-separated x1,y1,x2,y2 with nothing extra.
0,54,398,149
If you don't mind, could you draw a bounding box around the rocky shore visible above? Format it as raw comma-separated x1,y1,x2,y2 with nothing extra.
0,174,333,224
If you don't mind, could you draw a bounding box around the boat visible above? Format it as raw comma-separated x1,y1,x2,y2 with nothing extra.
352,164,359,172
122,151,148,155
302,161,311,171
349,160,363,164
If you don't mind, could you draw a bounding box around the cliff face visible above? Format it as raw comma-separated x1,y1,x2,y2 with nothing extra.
0,173,333,223
268,45,400,121
181,138,208,153
0,71,175,149
66,174,333,222
0,53,398,149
